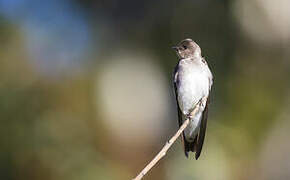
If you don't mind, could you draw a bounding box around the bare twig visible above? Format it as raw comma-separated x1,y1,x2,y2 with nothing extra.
132,103,201,180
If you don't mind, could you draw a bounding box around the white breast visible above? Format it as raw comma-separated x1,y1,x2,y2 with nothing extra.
177,59,210,115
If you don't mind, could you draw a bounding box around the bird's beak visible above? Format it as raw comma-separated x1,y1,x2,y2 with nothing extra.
172,46,178,51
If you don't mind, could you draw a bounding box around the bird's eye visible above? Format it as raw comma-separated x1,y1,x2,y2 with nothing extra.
183,45,187,49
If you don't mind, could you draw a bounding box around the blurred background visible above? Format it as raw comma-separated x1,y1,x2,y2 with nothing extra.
1,0,290,179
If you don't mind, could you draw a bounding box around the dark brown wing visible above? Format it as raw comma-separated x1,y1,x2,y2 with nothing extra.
195,93,210,160
174,84,183,130
173,64,190,157
195,58,213,159
173,67,182,126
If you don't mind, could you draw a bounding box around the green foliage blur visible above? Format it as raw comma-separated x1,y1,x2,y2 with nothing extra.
1,0,290,180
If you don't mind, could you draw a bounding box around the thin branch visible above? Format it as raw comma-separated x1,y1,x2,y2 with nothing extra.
132,103,201,180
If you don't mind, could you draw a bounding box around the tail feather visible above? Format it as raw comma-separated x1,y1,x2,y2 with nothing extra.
183,135,198,158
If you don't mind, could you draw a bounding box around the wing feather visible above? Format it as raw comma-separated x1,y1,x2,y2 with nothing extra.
173,64,190,157
195,63,212,159
195,95,209,159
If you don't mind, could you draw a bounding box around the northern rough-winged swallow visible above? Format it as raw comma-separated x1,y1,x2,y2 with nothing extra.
172,38,213,159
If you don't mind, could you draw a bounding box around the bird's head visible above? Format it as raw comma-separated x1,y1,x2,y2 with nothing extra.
172,38,201,59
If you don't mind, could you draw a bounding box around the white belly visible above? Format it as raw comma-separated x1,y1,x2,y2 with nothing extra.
178,70,208,140
177,66,209,115
175,58,211,141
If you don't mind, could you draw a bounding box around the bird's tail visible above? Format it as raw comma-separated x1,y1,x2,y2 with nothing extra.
183,135,198,158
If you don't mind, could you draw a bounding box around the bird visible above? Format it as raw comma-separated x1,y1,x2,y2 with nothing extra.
172,38,213,159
